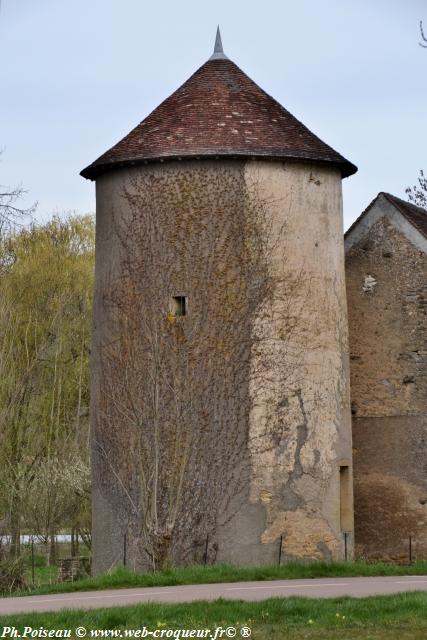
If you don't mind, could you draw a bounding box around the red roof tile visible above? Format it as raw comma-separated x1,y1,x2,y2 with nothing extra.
81,56,357,180
382,193,427,239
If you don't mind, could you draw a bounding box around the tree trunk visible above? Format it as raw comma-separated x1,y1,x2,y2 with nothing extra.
48,532,56,566
9,494,21,559
71,528,79,557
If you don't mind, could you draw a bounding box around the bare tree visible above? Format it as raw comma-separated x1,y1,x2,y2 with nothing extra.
0,184,36,232
22,454,90,565
406,169,427,209
403,24,427,209
0,153,36,236
405,28,427,209
420,21,427,48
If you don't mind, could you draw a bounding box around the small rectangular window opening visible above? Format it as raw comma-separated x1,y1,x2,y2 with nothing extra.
171,296,187,317
339,465,352,532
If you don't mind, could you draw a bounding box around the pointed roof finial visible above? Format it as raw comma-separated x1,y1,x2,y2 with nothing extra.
209,25,228,60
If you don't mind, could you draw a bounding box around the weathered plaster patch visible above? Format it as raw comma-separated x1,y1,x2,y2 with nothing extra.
259,490,272,504
261,509,339,560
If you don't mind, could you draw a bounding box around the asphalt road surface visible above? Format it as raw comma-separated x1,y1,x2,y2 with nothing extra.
1,575,427,615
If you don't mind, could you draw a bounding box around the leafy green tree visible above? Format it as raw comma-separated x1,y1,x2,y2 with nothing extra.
0,215,94,558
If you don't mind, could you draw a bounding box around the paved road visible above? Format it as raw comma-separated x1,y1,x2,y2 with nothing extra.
1,576,427,615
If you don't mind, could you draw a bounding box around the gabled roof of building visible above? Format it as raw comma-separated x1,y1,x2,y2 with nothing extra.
81,29,357,181
345,191,427,255
345,192,427,240
381,193,427,239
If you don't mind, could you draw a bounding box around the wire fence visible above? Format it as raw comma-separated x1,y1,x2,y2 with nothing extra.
1,529,424,591
0,534,92,585
121,531,426,570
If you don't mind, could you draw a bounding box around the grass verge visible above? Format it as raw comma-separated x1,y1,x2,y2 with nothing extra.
6,560,427,598
1,593,427,639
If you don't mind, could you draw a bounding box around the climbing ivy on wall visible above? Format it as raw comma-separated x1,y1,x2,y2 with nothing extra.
96,165,311,570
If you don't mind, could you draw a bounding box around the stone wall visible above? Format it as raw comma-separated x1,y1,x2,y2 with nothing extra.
346,212,427,560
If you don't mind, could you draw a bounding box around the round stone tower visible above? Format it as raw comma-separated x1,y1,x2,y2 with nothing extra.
81,29,357,574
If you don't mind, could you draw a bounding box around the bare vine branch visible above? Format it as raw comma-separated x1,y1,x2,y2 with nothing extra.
95,166,314,570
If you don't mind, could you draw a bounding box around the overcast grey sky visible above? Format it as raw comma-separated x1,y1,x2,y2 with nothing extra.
1,0,426,229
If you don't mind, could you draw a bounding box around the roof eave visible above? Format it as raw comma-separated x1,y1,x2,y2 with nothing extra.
80,152,357,181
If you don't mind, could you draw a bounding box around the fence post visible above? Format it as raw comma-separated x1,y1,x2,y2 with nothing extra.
203,535,209,566
344,532,348,561
409,535,413,565
278,535,283,566
31,538,35,585
123,533,127,567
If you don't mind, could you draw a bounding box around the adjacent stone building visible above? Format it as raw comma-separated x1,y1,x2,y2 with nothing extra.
81,30,357,573
345,193,427,561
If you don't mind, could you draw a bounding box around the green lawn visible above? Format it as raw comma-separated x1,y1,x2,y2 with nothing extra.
24,561,58,588
8,560,427,598
1,593,427,639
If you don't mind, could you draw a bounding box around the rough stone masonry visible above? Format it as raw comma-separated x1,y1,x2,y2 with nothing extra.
346,193,427,562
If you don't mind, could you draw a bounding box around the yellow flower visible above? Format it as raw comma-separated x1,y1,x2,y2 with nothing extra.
156,622,166,627
308,619,314,625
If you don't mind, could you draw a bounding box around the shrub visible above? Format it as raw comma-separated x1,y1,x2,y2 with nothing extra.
0,556,27,593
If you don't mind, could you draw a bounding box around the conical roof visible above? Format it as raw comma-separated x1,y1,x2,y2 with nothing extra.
81,30,357,180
